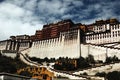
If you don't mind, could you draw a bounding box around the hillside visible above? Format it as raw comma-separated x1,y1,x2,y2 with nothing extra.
0,52,27,74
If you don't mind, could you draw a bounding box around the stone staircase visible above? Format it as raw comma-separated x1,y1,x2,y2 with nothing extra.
18,45,107,80
18,48,89,79
19,48,42,67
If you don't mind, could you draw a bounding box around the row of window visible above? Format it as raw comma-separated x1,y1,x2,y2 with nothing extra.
60,30,78,36
33,30,78,46
33,38,77,47
111,24,120,30
93,24,120,32
0,42,7,45
86,31,120,40
20,43,29,47
113,31,120,37
93,25,106,31
33,38,62,46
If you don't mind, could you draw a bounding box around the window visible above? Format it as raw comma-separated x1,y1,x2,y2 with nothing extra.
98,34,99,39
112,26,114,30
113,32,114,37
115,31,117,37
118,31,120,36
92,35,93,40
110,33,111,37
89,36,91,40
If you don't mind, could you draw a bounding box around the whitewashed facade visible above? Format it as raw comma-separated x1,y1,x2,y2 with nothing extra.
1,19,120,61
85,19,120,44
29,29,81,58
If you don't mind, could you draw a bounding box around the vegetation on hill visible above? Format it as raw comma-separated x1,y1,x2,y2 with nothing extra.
54,56,91,71
0,52,27,74
95,71,120,80
28,56,92,71
28,53,120,71
28,56,55,64
105,55,119,64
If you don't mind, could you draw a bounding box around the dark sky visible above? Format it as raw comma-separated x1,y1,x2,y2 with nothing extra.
0,0,120,40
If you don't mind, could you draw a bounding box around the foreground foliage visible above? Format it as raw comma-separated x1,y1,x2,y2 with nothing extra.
96,71,120,80
54,57,91,71
0,53,27,74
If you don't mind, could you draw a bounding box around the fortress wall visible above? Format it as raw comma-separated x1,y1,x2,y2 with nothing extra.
29,28,120,61
107,48,120,58
2,53,16,58
0,41,7,50
81,44,120,61
19,42,30,51
29,30,80,59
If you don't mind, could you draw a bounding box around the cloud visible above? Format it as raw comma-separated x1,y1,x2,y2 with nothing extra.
36,0,84,23
38,0,64,14
78,0,120,24
0,1,43,40
0,0,119,40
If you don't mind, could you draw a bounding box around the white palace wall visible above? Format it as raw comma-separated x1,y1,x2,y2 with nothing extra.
29,28,120,61
81,44,120,62
0,41,7,50
29,29,81,59
29,39,120,61
86,24,120,44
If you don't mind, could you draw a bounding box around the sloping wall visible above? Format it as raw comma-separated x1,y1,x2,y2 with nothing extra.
81,44,120,61
29,30,80,59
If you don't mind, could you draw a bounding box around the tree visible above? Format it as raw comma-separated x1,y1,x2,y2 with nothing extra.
86,54,95,65
50,58,55,62
0,56,17,73
95,72,106,77
105,57,112,64
44,57,49,62
0,54,27,74
112,55,119,62
106,71,120,80
77,57,90,69
105,56,119,64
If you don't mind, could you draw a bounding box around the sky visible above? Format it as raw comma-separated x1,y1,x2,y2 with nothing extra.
0,0,120,40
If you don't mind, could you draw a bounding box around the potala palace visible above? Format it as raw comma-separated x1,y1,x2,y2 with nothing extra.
1,18,120,61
